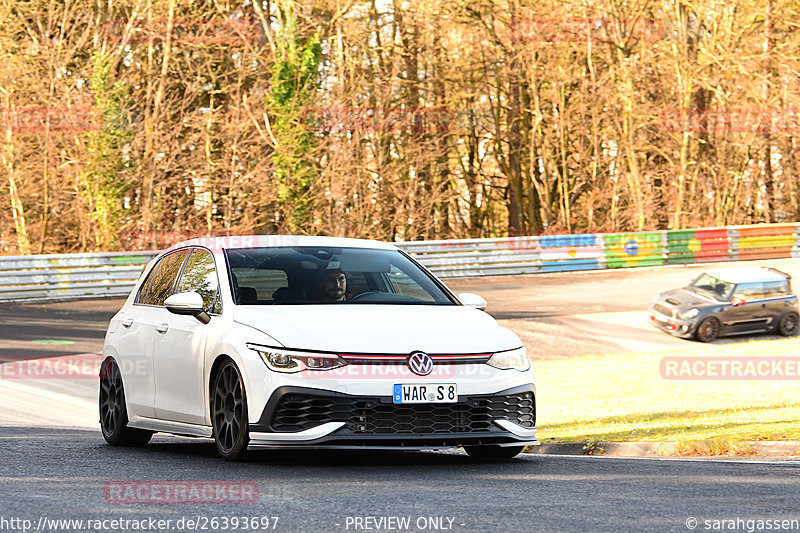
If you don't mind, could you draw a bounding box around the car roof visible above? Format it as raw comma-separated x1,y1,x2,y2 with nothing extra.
704,267,790,284
168,234,399,252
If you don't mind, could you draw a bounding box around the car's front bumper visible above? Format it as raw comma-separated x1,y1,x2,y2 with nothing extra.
648,312,697,339
247,384,538,450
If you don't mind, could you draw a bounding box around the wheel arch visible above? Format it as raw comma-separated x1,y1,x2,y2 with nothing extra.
207,353,252,423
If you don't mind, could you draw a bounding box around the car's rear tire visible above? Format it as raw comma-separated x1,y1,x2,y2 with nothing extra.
778,312,799,336
464,445,525,460
211,360,250,461
99,358,153,446
694,317,720,343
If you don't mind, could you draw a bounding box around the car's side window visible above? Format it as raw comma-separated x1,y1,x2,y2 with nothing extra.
733,282,767,301
140,250,191,306
176,249,221,313
763,281,791,299
135,262,160,304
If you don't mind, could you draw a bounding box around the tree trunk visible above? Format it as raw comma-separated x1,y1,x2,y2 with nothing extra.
2,99,31,254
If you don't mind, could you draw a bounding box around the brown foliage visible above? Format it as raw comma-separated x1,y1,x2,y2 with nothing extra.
1,0,799,254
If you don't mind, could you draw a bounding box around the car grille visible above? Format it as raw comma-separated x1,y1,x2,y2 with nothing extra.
653,303,674,318
269,392,535,434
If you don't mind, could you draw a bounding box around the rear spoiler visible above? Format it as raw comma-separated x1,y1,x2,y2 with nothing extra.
767,267,791,280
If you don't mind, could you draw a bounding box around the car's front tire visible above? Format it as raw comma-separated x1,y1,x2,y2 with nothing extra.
99,358,153,446
778,312,799,336
464,445,525,460
694,317,720,343
211,359,250,461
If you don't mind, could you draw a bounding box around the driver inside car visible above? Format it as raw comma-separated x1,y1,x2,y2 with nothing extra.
312,268,352,302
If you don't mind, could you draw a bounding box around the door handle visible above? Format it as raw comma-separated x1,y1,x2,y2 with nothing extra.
121,318,134,328
155,323,169,334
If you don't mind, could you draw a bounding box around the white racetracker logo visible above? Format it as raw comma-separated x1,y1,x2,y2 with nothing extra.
407,352,433,376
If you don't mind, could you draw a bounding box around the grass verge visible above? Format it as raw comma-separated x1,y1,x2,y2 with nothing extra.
535,336,800,443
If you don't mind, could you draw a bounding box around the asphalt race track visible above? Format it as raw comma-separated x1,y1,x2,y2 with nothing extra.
1,259,799,532
1,427,799,533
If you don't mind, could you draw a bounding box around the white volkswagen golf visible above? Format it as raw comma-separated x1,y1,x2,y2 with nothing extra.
100,236,537,460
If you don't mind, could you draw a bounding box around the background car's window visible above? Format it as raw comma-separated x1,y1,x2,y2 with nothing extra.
176,249,220,313
225,247,455,305
762,281,791,299
733,282,767,301
140,250,190,306
690,273,734,300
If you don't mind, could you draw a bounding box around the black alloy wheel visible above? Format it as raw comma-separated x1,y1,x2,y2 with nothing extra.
695,317,720,343
99,358,153,446
778,312,799,336
212,360,250,460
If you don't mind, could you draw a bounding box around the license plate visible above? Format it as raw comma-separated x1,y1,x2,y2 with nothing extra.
393,383,457,404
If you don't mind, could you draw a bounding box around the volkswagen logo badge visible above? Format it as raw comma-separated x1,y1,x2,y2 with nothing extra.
408,351,433,376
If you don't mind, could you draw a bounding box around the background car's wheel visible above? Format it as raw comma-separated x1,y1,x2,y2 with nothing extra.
778,312,799,336
464,445,525,460
99,358,153,446
694,317,720,343
212,360,250,461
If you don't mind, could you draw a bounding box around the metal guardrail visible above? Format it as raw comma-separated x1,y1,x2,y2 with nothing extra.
400,223,800,278
0,252,157,301
0,224,798,301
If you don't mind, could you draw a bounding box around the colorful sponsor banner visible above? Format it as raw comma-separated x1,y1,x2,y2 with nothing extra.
665,228,729,264
604,232,664,268
733,224,795,260
540,234,602,271
503,236,540,251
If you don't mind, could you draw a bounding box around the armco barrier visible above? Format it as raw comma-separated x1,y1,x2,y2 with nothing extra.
730,224,796,260
539,234,603,272
0,252,157,301
665,228,731,264
0,224,797,301
603,232,664,268
794,223,800,259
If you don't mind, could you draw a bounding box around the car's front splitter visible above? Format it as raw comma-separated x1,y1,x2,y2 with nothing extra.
247,423,538,450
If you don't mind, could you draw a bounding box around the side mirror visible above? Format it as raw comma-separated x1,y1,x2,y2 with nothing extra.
458,292,488,311
731,296,746,307
165,292,211,324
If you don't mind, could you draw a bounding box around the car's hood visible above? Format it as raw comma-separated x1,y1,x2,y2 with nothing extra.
233,305,521,354
657,287,720,311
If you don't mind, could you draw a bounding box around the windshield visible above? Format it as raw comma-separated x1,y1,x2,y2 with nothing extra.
689,273,734,301
225,246,456,306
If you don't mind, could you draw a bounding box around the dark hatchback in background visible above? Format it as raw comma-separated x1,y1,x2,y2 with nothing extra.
649,267,799,342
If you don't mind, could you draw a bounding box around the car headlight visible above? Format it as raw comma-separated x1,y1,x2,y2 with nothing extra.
682,308,700,319
487,347,530,371
247,344,347,373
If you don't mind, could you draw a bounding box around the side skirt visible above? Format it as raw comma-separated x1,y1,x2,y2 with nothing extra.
128,415,213,438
